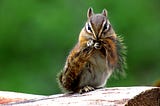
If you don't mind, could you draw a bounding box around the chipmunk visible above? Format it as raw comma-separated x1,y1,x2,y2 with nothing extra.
58,8,126,93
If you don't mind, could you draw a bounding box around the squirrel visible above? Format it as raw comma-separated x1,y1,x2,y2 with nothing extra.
57,8,126,93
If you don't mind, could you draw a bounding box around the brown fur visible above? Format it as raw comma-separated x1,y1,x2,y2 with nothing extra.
58,8,123,93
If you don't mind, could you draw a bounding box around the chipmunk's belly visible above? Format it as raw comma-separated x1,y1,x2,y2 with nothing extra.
79,51,113,88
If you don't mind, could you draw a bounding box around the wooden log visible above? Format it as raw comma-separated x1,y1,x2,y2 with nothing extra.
0,91,45,104
0,86,160,106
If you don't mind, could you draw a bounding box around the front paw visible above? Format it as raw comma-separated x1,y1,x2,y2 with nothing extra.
87,40,94,47
94,42,101,49
87,40,102,49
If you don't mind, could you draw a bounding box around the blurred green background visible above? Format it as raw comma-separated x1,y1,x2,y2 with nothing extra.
0,0,160,95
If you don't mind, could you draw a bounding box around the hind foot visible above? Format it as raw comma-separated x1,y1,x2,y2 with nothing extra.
78,86,95,94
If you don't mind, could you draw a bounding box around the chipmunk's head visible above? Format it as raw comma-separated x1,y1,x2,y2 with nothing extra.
85,8,115,40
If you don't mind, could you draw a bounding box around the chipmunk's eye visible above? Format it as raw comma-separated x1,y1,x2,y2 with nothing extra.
85,23,92,33
103,22,110,32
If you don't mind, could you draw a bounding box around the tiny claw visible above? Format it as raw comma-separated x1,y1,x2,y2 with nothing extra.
94,42,101,49
87,40,94,47
79,86,95,94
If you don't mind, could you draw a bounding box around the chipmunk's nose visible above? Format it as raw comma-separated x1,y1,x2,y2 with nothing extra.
95,34,100,40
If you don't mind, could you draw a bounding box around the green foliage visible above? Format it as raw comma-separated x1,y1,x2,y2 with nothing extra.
0,0,160,95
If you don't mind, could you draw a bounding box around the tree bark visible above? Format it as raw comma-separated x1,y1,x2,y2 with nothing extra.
0,86,160,106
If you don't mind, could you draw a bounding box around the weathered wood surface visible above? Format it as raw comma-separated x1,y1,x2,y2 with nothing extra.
0,86,160,106
0,91,45,105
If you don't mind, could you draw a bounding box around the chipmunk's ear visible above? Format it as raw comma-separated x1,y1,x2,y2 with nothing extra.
102,9,108,17
87,7,94,18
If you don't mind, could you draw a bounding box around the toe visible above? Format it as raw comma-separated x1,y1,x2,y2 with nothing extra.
79,86,95,93
87,40,94,47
